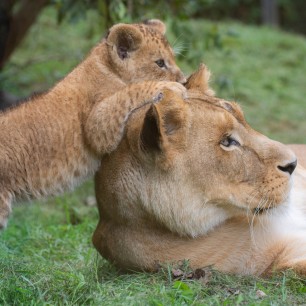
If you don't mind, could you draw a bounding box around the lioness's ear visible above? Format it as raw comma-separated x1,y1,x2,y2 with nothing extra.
140,105,162,153
185,63,215,96
143,19,166,35
140,90,188,166
107,24,143,60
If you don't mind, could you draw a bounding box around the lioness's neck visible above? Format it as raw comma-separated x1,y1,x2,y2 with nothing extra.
96,153,237,238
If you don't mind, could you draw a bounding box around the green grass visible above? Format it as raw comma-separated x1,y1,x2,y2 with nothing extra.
2,199,306,305
1,7,306,305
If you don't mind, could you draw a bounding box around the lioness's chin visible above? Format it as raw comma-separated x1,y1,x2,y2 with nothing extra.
253,190,291,216
227,195,288,218
234,188,291,216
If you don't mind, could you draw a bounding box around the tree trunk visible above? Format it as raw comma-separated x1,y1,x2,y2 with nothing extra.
261,0,279,27
0,0,16,66
0,0,49,110
0,0,49,70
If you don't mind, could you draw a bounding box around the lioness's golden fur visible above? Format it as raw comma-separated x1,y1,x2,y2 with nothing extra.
0,20,186,228
93,65,306,276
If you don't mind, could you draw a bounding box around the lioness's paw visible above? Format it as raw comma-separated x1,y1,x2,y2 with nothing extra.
153,82,187,103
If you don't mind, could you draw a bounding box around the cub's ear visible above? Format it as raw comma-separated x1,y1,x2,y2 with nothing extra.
185,63,215,96
143,19,166,35
140,89,189,167
107,24,143,60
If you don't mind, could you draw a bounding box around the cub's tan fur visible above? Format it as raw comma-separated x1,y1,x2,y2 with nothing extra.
0,20,186,228
93,65,306,276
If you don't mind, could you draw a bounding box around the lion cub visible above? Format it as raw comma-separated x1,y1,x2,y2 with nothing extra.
0,19,186,228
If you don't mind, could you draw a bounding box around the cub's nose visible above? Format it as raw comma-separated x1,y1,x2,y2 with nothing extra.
277,159,297,175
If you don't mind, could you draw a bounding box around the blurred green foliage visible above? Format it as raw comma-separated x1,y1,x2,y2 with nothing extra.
51,0,306,34
2,7,306,144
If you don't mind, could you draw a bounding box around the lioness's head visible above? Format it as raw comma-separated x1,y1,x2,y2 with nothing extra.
95,65,296,237
103,19,185,83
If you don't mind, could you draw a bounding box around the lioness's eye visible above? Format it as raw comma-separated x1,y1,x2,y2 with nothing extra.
220,136,240,147
155,59,166,68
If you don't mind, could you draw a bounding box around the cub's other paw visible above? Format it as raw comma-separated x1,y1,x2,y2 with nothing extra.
0,215,8,230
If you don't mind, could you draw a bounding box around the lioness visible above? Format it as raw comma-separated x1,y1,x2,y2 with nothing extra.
93,65,306,276
0,20,186,229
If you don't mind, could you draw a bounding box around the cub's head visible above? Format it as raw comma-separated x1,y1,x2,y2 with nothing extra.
104,19,185,83
95,65,296,237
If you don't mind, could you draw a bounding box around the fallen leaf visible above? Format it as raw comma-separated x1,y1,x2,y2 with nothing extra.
227,287,240,295
172,268,184,278
193,268,206,279
256,289,267,298
84,196,96,207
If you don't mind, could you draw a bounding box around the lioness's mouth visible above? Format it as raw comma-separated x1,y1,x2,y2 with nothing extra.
253,207,275,215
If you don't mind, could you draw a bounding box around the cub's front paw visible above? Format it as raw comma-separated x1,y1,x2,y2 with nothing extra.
153,82,187,103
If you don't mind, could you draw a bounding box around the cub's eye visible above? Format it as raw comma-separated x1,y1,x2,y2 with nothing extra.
155,59,166,68
220,136,240,148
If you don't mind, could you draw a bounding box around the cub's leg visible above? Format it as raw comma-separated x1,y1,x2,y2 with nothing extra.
85,81,186,155
0,191,12,229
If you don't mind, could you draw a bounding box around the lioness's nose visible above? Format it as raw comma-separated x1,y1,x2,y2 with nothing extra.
277,159,297,175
